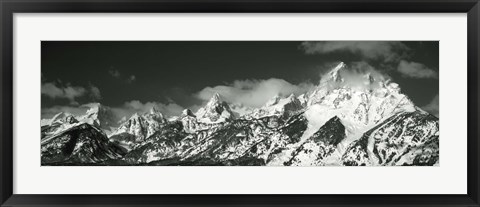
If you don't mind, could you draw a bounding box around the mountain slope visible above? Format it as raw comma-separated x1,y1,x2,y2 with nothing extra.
284,116,346,166
342,111,439,166
109,107,167,150
78,103,119,135
41,123,126,165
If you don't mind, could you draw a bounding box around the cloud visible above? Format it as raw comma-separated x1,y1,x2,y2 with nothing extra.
42,82,69,98
397,60,438,79
300,41,409,63
422,94,439,117
42,82,86,101
41,105,90,119
42,82,101,103
42,100,185,121
109,70,121,78
195,78,315,108
300,41,438,80
127,75,136,83
118,100,184,117
89,85,102,100
109,70,136,84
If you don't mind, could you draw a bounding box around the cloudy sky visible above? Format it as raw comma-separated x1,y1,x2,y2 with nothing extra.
41,41,439,120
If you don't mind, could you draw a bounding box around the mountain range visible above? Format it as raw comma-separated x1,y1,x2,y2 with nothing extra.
40,62,439,166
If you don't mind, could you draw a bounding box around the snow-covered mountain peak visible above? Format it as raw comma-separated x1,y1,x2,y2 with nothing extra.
386,82,401,93
301,62,420,140
209,92,222,104
78,103,118,135
318,62,395,92
195,93,234,123
149,106,160,115
202,93,225,111
85,103,103,115
145,107,165,121
110,108,167,143
321,62,346,84
310,62,405,103
83,103,112,123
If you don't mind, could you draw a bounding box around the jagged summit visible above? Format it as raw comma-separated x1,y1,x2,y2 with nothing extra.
209,92,222,104
110,109,167,144
195,93,235,123
201,93,226,111
84,102,105,115
319,62,391,90
149,106,160,115
330,61,346,81
321,62,346,84
300,62,418,148
78,103,118,135
145,107,165,121
83,102,103,116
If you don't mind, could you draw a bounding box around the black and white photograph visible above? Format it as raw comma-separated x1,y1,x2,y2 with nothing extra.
40,41,439,166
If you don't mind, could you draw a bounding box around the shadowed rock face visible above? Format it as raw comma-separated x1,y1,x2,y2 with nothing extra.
284,116,346,166
342,111,439,166
109,107,167,144
118,112,309,166
41,123,125,165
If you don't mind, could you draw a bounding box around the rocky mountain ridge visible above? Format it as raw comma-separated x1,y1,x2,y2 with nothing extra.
41,62,439,166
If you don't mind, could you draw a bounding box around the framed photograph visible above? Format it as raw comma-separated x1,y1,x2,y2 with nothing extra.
1,0,479,206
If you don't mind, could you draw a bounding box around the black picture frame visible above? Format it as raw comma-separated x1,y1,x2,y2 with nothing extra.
1,0,479,206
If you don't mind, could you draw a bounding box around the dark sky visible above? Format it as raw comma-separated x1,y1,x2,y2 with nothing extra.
41,41,439,118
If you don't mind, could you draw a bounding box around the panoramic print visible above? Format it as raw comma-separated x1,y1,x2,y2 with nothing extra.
41,41,439,166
